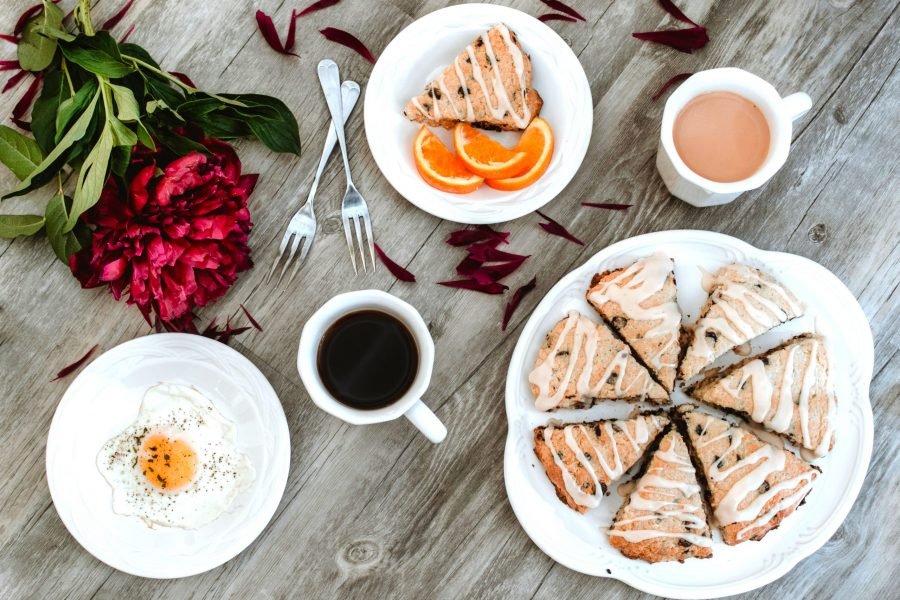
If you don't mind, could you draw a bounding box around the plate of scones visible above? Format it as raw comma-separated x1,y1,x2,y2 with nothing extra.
503,230,873,599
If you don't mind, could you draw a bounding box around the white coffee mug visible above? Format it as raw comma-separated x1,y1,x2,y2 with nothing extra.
656,67,812,207
297,289,447,443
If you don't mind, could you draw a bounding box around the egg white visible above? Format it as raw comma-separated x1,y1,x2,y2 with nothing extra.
97,383,255,529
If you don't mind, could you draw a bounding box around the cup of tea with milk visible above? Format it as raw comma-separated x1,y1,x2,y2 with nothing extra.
656,67,812,207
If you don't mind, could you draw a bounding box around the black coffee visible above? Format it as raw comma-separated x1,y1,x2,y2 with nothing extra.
317,310,418,410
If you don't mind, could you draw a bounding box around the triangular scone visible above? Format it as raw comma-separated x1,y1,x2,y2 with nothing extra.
609,429,713,562
533,413,669,513
403,24,543,131
688,335,836,457
679,265,803,381
529,311,669,411
587,253,682,392
681,409,818,545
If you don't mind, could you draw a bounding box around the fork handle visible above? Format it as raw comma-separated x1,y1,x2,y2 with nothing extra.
318,60,353,186
307,81,360,206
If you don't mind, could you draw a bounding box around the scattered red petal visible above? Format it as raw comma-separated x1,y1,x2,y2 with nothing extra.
658,0,699,27
536,210,584,245
52,344,99,380
438,279,508,295
466,243,528,263
285,9,299,51
240,303,263,331
216,322,252,344
632,26,708,53
13,4,43,36
119,23,135,43
11,72,42,130
580,202,632,211
320,27,375,64
201,317,219,337
0,60,19,71
3,69,28,93
255,9,299,57
0,34,19,45
101,0,135,30
169,71,197,88
296,0,341,18
446,226,510,247
374,243,416,282
502,277,537,331
468,256,529,285
538,13,579,23
539,0,585,21
651,72,693,100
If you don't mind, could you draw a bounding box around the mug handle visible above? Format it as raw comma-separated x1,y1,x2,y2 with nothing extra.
783,92,812,121
404,400,447,444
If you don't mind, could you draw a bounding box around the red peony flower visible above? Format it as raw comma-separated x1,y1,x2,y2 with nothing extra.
70,137,258,332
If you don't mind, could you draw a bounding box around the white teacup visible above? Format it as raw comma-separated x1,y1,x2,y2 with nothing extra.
297,290,447,444
656,67,812,207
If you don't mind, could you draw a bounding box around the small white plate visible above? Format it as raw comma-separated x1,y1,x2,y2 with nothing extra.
364,3,592,224
504,230,874,599
46,333,291,579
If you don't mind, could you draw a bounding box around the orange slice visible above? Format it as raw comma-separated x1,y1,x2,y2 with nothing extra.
453,124,529,179
485,118,554,191
414,126,484,194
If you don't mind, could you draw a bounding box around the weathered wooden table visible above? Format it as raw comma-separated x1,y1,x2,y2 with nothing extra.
1,0,897,598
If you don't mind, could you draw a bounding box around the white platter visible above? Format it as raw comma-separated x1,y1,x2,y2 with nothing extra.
364,3,592,224
46,333,291,579
504,230,873,599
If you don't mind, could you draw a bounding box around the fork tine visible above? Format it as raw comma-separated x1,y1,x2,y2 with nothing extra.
352,215,367,274
267,230,293,282
342,213,358,274
361,213,375,272
288,236,314,283
278,232,304,283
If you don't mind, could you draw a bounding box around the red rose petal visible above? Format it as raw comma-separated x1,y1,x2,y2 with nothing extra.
101,0,135,30
320,27,376,64
466,244,528,263
169,71,197,89
374,243,416,282
11,72,42,131
0,35,19,45
651,72,693,101
580,202,632,211
52,344,99,380
296,0,341,18
13,4,43,36
3,69,28,93
446,227,510,247
632,26,708,54
240,303,263,331
468,256,528,285
538,14,579,23
539,0,585,21
536,210,584,245
119,23,135,43
438,279,508,295
502,277,537,331
658,0,699,27
0,60,19,71
255,9,299,57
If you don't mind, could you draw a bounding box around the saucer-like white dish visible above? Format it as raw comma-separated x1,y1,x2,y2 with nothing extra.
504,230,873,599
46,333,290,579
364,3,592,224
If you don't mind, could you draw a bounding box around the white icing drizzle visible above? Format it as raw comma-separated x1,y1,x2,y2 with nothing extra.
413,24,530,127
543,426,599,508
695,421,815,542
587,253,681,370
529,311,657,411
609,435,712,548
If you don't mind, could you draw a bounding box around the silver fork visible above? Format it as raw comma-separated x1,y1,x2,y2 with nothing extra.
317,59,375,274
268,81,361,282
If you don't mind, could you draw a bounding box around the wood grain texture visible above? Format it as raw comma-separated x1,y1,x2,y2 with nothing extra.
1,0,898,598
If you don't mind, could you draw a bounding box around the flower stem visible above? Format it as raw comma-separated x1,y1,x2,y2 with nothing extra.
61,59,75,97
123,55,198,93
74,0,95,36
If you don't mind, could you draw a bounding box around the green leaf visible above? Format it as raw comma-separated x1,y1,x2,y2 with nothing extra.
135,121,155,150
60,32,134,78
110,145,132,177
119,43,160,69
110,84,140,121
0,214,44,238
240,95,301,156
31,24,75,42
146,123,206,156
7,88,100,199
68,122,113,231
55,78,97,144
0,125,44,181
31,68,64,153
109,116,138,148
17,1,64,72
44,193,81,261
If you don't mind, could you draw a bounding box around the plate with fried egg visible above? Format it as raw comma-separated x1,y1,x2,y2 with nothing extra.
45,333,290,578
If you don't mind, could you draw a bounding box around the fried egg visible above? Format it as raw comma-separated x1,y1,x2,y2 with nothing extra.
97,383,254,529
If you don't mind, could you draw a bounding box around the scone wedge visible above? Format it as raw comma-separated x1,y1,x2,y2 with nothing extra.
680,409,818,545
609,428,713,562
529,310,669,410
534,412,669,513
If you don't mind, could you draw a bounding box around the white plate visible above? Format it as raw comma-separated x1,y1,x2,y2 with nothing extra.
364,3,592,224
46,334,291,579
504,230,874,599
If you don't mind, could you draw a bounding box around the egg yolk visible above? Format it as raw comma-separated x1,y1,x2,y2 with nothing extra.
139,434,196,491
